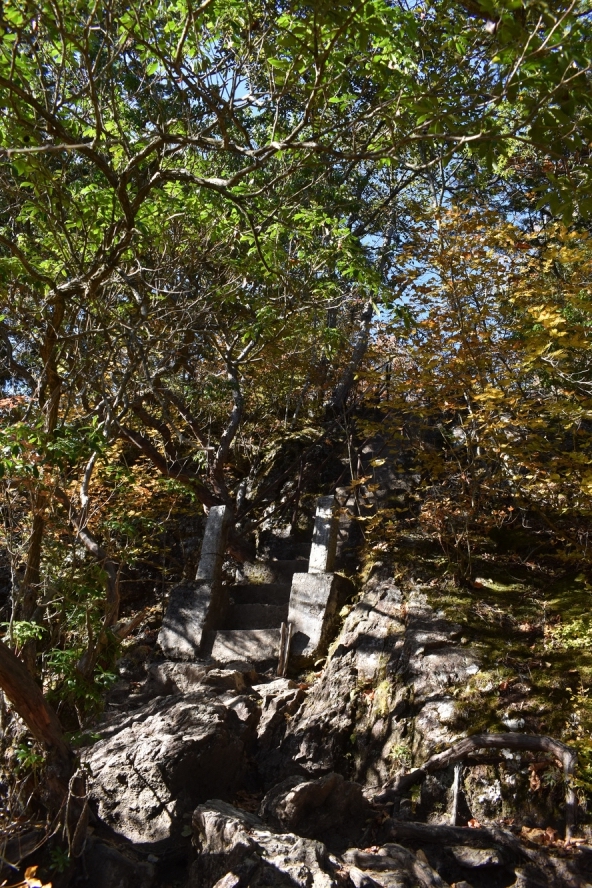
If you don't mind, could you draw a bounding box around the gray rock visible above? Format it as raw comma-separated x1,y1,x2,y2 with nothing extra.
210,628,281,668
343,845,450,888
81,838,155,888
255,680,306,744
212,875,241,888
270,578,480,789
260,772,372,852
220,693,262,732
450,845,503,868
84,691,253,843
349,867,384,888
202,669,248,693
141,661,209,697
188,800,342,888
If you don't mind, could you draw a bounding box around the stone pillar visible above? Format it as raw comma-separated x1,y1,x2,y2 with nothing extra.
287,495,353,666
287,572,352,665
308,495,338,574
196,505,230,583
158,505,231,660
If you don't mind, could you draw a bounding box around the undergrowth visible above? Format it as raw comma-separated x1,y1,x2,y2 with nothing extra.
363,501,592,817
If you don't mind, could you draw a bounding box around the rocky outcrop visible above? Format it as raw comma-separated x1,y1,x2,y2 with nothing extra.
80,561,592,888
79,838,156,888
188,800,343,888
259,772,372,852
84,686,258,843
343,845,449,888
269,571,478,792
187,801,452,888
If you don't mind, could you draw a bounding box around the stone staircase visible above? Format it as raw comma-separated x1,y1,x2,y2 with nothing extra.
207,560,308,667
159,497,354,672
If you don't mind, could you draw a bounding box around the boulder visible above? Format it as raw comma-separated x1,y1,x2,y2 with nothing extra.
259,772,372,852
84,690,255,843
79,838,155,888
271,577,479,789
188,799,343,888
140,661,210,697
255,679,306,744
343,846,449,888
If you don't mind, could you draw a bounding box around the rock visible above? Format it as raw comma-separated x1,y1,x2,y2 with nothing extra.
253,680,307,787
343,845,450,888
84,691,254,843
212,875,241,888
188,799,343,888
210,628,281,668
141,661,209,697
80,838,155,888
270,578,480,789
255,679,306,742
202,669,248,693
220,693,261,732
349,867,383,888
450,845,503,868
259,772,372,851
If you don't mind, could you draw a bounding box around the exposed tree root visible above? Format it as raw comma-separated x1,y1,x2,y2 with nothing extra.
375,733,577,839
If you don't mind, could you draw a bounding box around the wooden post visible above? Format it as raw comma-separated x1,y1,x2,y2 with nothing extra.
277,622,292,677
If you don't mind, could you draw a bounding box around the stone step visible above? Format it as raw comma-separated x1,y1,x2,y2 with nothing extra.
209,629,281,666
239,559,308,585
224,602,288,629
269,559,309,581
229,583,291,606
263,538,312,560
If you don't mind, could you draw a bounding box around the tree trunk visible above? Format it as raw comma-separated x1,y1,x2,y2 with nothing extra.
18,500,46,673
0,641,73,808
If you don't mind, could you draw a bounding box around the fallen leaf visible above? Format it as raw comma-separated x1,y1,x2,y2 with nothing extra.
467,818,482,829
529,767,541,792
521,826,553,845
545,827,559,844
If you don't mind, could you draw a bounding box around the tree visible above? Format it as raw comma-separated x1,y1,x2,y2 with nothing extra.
1,0,592,794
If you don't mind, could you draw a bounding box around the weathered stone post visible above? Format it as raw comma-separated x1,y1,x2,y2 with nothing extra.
158,505,231,659
308,495,339,573
287,495,353,666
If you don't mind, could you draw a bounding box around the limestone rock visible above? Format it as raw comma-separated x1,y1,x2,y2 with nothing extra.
259,772,372,852
450,845,503,868
343,845,450,888
255,679,306,744
188,799,342,888
84,691,254,843
81,838,155,888
253,679,308,786
271,577,480,788
141,661,209,697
